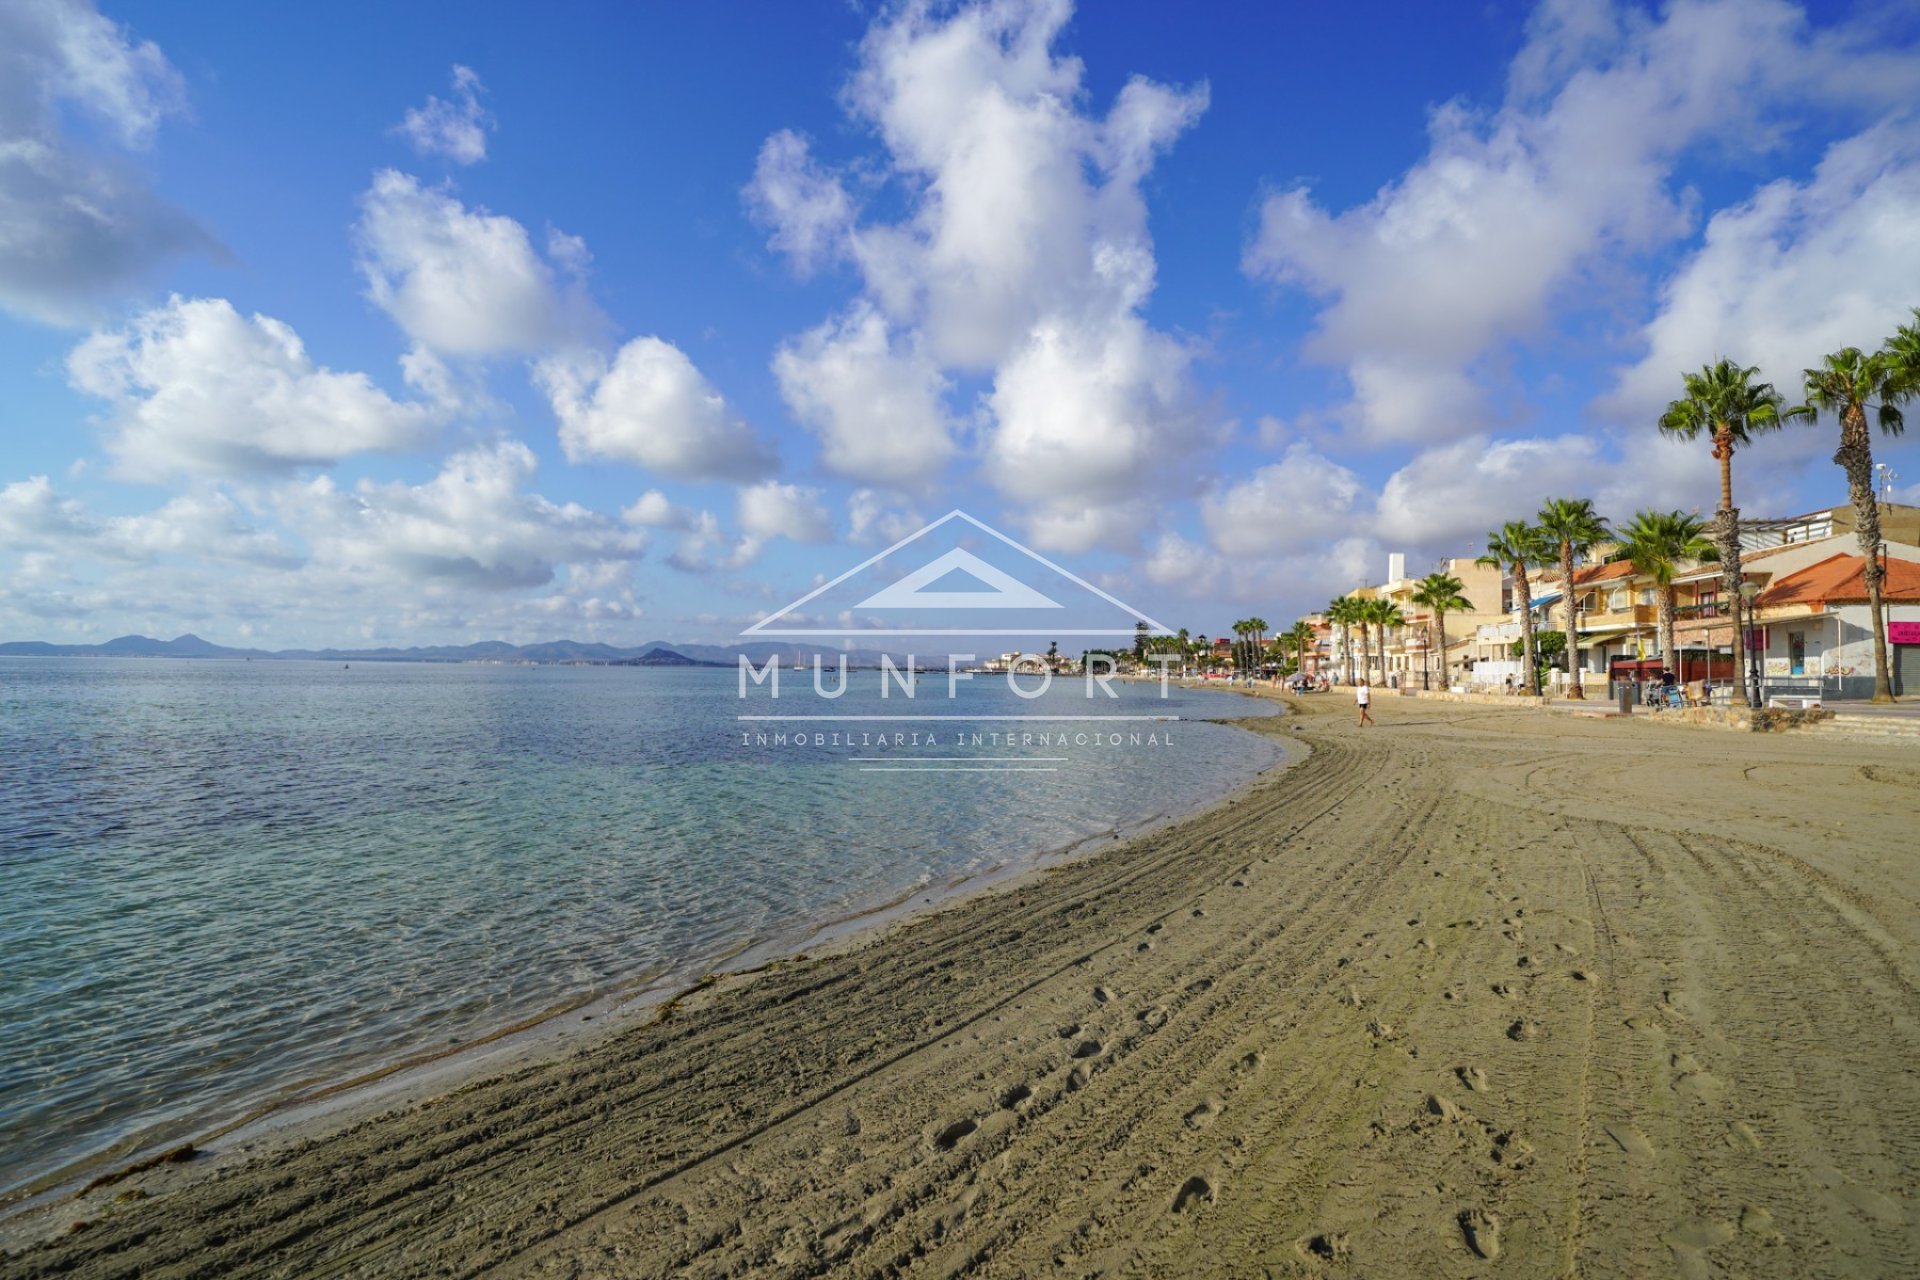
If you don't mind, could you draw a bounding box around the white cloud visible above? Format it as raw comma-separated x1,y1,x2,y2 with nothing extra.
1243,0,1920,445
621,488,696,530
756,0,1213,546
68,295,440,478
355,170,603,357
537,338,776,481
737,480,832,545
1201,445,1370,556
1606,118,1920,422
283,440,645,591
847,488,925,545
744,130,854,275
0,0,216,324
397,65,493,165
772,303,953,485
1374,434,1613,553
0,476,297,568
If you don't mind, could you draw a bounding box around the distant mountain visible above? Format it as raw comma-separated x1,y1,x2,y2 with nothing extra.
0,634,911,667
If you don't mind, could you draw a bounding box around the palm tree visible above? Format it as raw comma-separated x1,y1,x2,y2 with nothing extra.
1788,345,1908,702
1614,510,1717,678
1362,598,1404,686
1478,522,1551,695
1286,619,1317,678
1245,616,1269,680
1328,596,1360,683
1536,498,1610,699
1658,360,1784,701
1410,571,1473,690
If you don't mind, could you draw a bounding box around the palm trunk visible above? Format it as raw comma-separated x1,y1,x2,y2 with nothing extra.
1561,541,1582,698
1375,621,1387,685
1837,407,1895,702
1718,507,1747,704
1658,586,1676,677
1516,561,1538,695
1713,425,1748,704
1357,623,1370,685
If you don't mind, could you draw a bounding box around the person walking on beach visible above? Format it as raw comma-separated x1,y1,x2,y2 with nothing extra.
1355,678,1374,727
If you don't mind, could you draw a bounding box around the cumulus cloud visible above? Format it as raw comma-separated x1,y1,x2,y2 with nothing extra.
0,0,217,324
1373,434,1621,555
1201,445,1370,557
68,295,441,479
738,480,832,545
536,338,777,481
283,440,645,591
744,130,855,274
1243,0,1920,445
396,65,493,165
847,488,926,545
1606,118,1920,422
0,476,298,568
772,304,952,485
355,170,604,357
755,0,1213,543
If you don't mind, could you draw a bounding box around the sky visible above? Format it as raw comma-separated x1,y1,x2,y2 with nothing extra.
2,0,1918,649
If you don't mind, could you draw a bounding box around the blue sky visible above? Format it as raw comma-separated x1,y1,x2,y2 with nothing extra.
2,0,1917,648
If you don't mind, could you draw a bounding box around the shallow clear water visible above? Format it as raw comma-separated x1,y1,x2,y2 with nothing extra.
0,658,1279,1193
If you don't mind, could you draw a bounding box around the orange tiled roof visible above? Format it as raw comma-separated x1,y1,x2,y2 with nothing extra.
1754,553,1920,608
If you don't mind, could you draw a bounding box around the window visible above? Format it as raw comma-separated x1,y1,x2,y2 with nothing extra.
1609,588,1629,611
1639,588,1656,606
1697,588,1718,618
1788,631,1806,676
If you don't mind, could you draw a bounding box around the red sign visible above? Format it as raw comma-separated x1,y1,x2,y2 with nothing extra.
1890,622,1920,644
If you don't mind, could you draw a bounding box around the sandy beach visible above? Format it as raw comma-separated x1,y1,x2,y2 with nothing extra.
5,693,1917,1278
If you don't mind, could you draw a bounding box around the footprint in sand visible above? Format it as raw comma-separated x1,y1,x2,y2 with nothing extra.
1232,1050,1266,1075
932,1118,978,1151
1506,1017,1542,1042
1067,1066,1090,1091
1460,1208,1502,1259
1662,1218,1735,1257
1491,983,1515,999
1456,1065,1488,1092
1492,1129,1534,1173
1299,1232,1351,1263
1138,1006,1169,1030
1426,1094,1464,1122
1187,977,1215,995
1172,1175,1214,1213
1094,985,1119,1003
1727,1121,1762,1152
1001,1083,1033,1110
1071,1038,1104,1059
1185,1098,1222,1129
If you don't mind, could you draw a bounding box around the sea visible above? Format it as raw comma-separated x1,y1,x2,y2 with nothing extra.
0,657,1282,1198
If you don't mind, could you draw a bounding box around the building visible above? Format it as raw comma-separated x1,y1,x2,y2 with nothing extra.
1750,552,1920,698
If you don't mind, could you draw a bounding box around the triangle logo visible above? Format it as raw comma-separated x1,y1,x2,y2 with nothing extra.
741,510,1169,638
855,548,1063,610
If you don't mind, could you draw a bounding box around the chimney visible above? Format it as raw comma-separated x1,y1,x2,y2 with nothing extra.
1387,552,1405,583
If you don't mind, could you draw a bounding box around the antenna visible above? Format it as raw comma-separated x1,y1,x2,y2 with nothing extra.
1876,463,1898,504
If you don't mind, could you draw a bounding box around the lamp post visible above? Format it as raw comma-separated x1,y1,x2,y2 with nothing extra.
1738,579,1762,709
1420,625,1431,690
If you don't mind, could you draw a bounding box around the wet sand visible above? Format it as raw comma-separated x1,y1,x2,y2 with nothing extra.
4,693,1917,1277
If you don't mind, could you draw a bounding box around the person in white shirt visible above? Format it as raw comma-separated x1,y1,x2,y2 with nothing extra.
1355,678,1374,727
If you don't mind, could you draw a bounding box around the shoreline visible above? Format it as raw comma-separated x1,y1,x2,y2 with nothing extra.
0,689,1299,1242
11,692,1911,1276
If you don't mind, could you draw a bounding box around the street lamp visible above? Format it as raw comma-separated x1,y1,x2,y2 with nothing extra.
1738,580,1762,709
1420,625,1432,691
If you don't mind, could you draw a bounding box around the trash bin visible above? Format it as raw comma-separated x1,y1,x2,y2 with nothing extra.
1616,682,1633,715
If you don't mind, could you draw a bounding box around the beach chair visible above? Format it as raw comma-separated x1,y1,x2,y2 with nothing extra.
1684,680,1706,707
